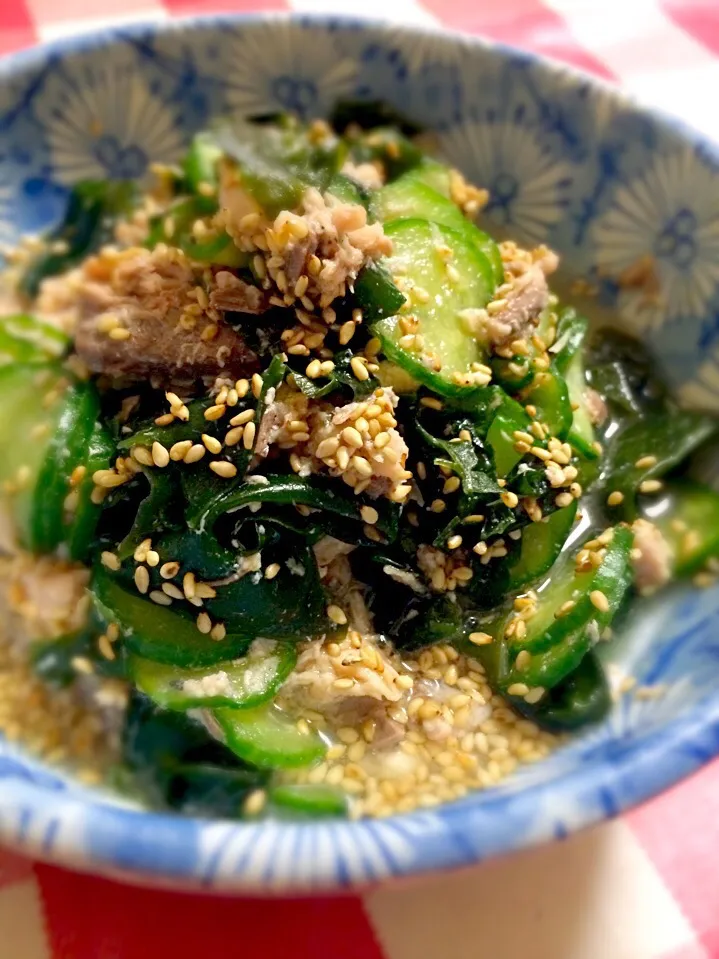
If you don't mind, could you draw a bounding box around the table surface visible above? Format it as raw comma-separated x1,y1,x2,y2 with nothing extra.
2,1,719,957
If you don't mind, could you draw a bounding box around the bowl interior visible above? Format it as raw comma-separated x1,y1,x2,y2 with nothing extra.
2,14,719,891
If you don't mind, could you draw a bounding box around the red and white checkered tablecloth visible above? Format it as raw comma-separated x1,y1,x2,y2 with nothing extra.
2,1,719,956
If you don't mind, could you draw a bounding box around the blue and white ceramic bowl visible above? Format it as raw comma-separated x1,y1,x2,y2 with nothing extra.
3,14,719,892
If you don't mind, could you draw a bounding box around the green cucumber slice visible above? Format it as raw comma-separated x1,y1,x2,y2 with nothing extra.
655,481,719,576
183,132,222,192
31,379,101,554
92,570,252,668
0,363,66,548
520,651,611,731
507,501,578,592
271,784,348,817
66,420,115,563
131,640,296,712
521,368,573,440
214,705,326,769
0,314,69,366
373,218,494,395
374,177,502,284
504,525,634,689
565,352,597,458
486,393,532,477
404,159,452,197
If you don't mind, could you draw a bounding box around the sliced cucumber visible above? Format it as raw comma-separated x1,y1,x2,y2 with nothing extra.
565,352,597,458
374,177,502,284
183,132,222,192
0,314,69,366
0,363,67,548
327,172,368,207
404,159,452,197
373,218,494,395
486,393,532,477
92,570,252,668
655,481,719,576
503,525,634,690
31,380,101,554
131,641,296,712
521,368,573,440
520,651,611,731
66,420,115,563
214,704,326,770
271,784,348,817
507,501,578,591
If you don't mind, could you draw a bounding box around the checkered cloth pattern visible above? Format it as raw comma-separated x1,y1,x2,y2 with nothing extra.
2,1,719,956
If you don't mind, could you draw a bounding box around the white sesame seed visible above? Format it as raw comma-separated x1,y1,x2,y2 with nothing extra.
202,433,222,454
639,479,663,494
590,589,610,613
184,444,206,464
134,566,150,594
209,461,238,478
151,442,170,468
327,604,347,625
149,590,172,606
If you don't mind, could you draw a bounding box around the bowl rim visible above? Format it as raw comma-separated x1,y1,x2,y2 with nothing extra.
1,11,718,893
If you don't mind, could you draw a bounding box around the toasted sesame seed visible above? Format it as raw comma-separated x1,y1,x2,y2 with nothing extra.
350,356,370,382
98,551,120,575
240,421,255,450
202,433,222,454
108,327,131,341
196,612,212,634
169,440,192,462
184,444,206,464
590,589,610,613
209,461,238,479
555,491,574,508
230,408,254,427
635,455,658,469
327,604,347,625
447,535,463,550
204,404,226,422
607,491,624,507
507,683,529,697
182,572,196,599
339,321,356,345
160,562,180,579
92,469,127,489
341,426,363,449
468,631,493,645
146,550,160,568
151,442,170,468
134,566,150,594
224,425,244,447
501,490,519,509
639,479,663,494
515,650,532,671
264,563,281,580
210,623,226,641
443,476,461,495
430,499,446,513
351,455,373,478
360,505,379,525
160,582,183,601
132,446,154,467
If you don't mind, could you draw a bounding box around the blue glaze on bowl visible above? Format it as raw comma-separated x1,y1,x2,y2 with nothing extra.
2,14,719,891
